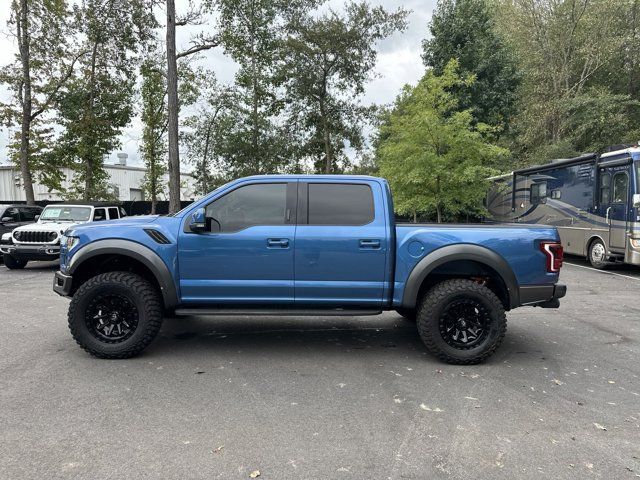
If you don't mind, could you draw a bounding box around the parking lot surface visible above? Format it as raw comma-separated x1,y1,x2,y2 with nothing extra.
0,259,639,479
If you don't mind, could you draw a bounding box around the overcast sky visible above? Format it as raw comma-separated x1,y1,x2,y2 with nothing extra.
0,0,435,167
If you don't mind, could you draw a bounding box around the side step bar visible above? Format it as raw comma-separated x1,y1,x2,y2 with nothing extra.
174,308,383,317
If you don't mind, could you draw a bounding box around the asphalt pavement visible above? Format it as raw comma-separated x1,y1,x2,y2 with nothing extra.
0,258,638,479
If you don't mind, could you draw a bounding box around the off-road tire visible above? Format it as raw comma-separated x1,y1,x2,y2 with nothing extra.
3,254,27,270
588,239,608,270
68,272,163,359
395,308,416,322
416,279,507,365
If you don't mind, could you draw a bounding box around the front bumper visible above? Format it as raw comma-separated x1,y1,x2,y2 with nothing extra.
518,284,567,308
53,271,73,297
1,243,60,261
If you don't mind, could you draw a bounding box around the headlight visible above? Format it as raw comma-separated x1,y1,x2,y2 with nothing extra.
631,238,640,248
61,235,80,250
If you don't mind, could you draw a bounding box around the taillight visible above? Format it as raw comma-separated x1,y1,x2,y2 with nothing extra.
540,241,563,273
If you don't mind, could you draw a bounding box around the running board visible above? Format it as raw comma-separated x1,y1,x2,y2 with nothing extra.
174,308,383,317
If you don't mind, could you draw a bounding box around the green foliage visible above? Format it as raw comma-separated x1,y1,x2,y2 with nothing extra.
422,0,520,130
140,55,167,210
282,2,408,173
377,60,507,222
52,0,155,200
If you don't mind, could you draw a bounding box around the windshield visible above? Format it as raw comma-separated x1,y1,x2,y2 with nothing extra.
40,206,92,222
169,181,232,216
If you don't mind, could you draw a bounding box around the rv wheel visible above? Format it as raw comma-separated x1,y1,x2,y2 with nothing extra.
588,239,608,269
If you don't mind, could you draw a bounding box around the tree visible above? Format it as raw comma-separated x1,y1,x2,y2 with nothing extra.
52,0,155,200
422,0,520,130
140,56,168,214
214,0,315,176
495,0,620,161
282,2,408,173
166,0,219,213
184,79,238,194
378,60,507,223
0,0,80,204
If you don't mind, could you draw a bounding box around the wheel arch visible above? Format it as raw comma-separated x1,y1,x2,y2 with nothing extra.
586,234,607,255
401,244,519,310
67,240,178,309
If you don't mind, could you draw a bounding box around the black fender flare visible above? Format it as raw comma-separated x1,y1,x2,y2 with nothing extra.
401,244,520,309
67,239,178,309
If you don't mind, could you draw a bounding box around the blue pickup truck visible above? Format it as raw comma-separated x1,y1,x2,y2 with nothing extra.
53,175,566,363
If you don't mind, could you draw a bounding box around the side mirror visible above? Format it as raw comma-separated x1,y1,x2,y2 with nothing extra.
633,193,640,208
189,208,207,232
1,217,12,223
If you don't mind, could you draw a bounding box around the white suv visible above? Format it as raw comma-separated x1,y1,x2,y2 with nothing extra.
1,203,125,269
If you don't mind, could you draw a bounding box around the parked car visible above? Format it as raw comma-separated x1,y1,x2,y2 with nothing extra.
0,205,43,264
53,175,566,364
2,202,124,269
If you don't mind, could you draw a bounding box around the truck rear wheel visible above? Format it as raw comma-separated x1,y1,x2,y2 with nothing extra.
67,272,163,359
3,254,27,270
416,279,507,365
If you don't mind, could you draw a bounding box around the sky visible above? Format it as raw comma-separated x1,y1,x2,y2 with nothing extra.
0,0,435,168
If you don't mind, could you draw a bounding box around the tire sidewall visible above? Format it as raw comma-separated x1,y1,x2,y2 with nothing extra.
418,283,505,362
70,276,155,356
589,240,607,269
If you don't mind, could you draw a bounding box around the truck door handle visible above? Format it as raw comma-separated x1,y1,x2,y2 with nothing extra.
359,239,381,249
267,238,289,248
606,207,612,224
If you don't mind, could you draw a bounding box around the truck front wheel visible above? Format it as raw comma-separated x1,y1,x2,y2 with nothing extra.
416,279,507,365
3,254,27,269
67,272,163,359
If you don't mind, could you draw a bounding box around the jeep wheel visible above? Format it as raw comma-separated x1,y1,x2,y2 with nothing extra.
416,279,507,365
395,308,416,322
588,239,608,269
3,254,27,270
68,272,163,359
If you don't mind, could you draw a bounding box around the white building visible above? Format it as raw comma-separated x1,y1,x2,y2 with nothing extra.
0,153,197,202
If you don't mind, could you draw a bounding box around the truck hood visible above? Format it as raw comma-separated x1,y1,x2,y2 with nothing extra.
69,215,160,234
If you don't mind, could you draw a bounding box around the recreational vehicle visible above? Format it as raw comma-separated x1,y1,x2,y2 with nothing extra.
487,146,640,269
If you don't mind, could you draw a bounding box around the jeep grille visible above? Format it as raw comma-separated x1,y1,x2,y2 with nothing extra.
14,230,58,243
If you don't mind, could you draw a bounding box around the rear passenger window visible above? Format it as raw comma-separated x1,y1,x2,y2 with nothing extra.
600,173,611,204
108,207,120,219
308,183,374,225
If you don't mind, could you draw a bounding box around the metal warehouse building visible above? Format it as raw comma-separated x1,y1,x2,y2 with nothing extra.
0,154,197,202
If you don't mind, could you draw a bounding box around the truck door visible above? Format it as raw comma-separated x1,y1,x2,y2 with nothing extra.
178,181,297,304
599,166,630,251
294,181,388,307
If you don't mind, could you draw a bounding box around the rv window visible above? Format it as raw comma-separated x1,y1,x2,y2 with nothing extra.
530,182,547,205
612,173,628,204
600,173,611,204
550,189,561,199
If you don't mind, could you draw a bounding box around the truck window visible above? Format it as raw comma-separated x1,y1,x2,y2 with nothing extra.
600,173,611,204
530,182,547,205
307,183,374,225
205,183,287,233
93,208,107,221
108,207,120,220
612,173,628,204
2,208,19,222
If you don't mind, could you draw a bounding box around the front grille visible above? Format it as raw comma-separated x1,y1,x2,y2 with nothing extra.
14,230,58,243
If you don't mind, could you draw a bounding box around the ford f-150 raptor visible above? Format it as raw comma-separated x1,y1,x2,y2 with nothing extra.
53,175,566,364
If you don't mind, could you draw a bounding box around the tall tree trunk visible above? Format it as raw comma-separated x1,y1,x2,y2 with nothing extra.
436,175,442,223
18,0,35,205
84,40,99,200
319,99,332,173
166,0,181,214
